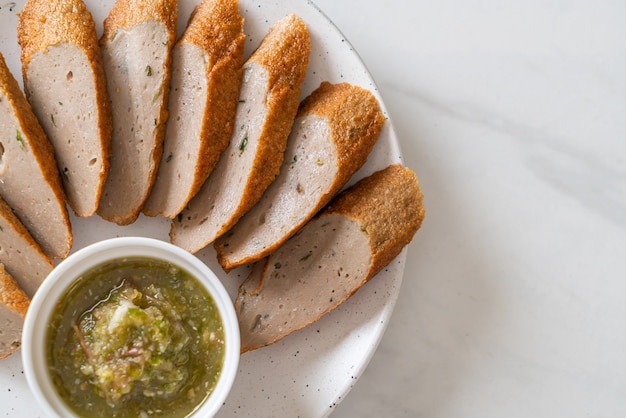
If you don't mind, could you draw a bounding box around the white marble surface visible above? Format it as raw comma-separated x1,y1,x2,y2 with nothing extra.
314,0,626,417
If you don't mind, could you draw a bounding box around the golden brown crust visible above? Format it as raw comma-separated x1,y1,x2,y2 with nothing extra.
98,0,177,225
0,196,54,272
18,0,101,71
0,53,65,210
297,80,386,215
181,0,245,205
325,164,426,281
239,13,311,217
0,262,30,360
172,13,309,242
0,52,73,259
0,263,30,320
182,0,244,59
299,82,386,181
214,82,385,272
101,0,178,43
236,164,424,352
17,0,112,219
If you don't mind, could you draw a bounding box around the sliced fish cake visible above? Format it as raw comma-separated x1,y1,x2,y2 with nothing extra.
0,263,30,360
171,14,310,252
17,0,112,219
144,0,246,218
0,51,72,259
215,82,385,272
98,0,177,225
0,196,53,298
236,164,425,353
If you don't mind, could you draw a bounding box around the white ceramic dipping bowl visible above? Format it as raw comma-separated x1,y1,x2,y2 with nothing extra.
22,237,240,418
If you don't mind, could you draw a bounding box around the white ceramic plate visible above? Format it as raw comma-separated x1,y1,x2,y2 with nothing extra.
0,1,406,416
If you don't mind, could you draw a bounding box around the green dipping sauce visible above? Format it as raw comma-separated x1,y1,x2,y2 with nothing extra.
47,257,225,417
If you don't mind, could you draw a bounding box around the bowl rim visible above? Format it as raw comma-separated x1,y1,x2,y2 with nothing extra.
22,236,240,418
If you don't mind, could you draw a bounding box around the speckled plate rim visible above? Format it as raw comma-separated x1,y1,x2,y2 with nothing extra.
0,1,406,416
